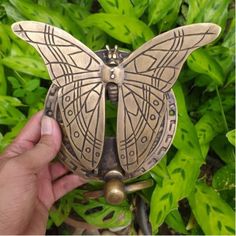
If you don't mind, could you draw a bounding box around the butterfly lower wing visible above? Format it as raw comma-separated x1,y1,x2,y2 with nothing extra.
12,21,105,170
58,79,105,170
117,76,167,173
117,23,221,173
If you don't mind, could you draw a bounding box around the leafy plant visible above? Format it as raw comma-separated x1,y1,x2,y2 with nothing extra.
0,0,234,234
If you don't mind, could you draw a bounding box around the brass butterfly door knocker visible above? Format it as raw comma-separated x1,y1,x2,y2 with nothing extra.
12,21,220,204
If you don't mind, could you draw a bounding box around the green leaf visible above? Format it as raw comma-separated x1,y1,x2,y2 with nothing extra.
73,197,132,228
25,79,40,92
198,92,235,115
85,27,107,51
173,83,201,155
157,0,182,32
0,96,25,126
195,112,225,152
1,2,26,22
222,18,235,56
28,102,44,118
98,0,135,16
211,135,235,164
148,0,174,25
150,83,203,233
76,0,94,10
226,129,235,146
23,87,47,105
0,103,25,125
188,182,235,235
3,24,37,57
186,0,231,30
0,23,11,55
81,13,154,45
50,194,74,226
225,69,235,87
61,3,90,22
9,0,84,41
0,62,7,95
187,48,225,86
212,165,235,191
130,0,149,18
2,56,49,80
165,209,188,234
0,95,23,106
0,120,26,152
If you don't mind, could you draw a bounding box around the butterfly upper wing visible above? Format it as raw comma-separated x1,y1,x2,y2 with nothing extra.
118,23,221,173
12,21,105,170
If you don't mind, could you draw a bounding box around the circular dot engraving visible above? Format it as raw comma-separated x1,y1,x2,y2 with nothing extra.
129,151,134,156
46,110,53,116
153,100,159,106
95,152,100,157
121,154,125,159
141,136,147,143
110,74,115,79
68,110,73,116
169,109,175,116
74,131,80,138
85,147,91,153
65,96,70,102
150,114,156,120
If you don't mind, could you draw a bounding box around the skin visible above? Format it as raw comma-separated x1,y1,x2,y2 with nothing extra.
0,111,85,234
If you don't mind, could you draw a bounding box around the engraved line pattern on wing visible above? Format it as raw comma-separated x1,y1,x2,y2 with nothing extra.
59,79,105,170
13,22,102,87
121,25,219,92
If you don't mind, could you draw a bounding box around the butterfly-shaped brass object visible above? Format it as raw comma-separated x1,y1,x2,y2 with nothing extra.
12,21,220,204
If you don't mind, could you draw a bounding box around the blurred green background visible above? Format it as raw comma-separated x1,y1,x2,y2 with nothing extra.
0,0,235,235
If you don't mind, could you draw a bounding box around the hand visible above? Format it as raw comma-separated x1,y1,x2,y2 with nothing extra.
0,111,85,235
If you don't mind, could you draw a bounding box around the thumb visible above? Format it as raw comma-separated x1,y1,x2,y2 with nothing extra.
20,116,62,171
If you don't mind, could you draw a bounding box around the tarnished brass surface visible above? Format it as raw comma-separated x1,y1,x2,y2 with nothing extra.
83,178,154,202
12,21,221,201
125,179,154,193
104,178,126,205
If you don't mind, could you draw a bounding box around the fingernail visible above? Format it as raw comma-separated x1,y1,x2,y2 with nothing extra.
41,116,53,135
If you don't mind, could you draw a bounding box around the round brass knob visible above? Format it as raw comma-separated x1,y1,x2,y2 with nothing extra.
104,178,126,205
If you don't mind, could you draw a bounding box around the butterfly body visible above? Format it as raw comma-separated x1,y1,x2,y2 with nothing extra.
101,64,125,85
12,21,221,183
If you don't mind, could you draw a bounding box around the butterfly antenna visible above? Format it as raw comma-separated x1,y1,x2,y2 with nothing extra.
106,45,110,52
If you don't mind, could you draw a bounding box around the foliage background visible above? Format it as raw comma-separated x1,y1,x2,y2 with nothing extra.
0,0,234,234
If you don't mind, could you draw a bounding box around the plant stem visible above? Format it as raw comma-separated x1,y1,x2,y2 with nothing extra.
215,86,229,132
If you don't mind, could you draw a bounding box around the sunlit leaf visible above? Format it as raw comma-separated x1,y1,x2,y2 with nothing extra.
188,182,235,235
187,48,225,86
226,129,236,146
212,165,235,191
81,13,154,45
2,56,49,80
98,0,135,16
186,0,231,30
165,209,188,234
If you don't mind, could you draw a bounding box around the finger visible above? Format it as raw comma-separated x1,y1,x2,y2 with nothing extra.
50,162,69,181
53,174,86,202
19,116,62,171
2,111,43,158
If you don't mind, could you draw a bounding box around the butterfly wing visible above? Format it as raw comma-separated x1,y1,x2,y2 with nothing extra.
12,21,105,170
118,23,221,173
